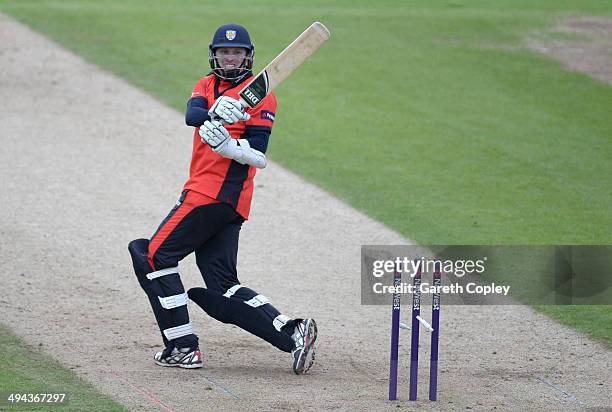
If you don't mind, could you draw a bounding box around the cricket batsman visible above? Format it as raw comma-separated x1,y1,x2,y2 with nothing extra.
128,23,317,374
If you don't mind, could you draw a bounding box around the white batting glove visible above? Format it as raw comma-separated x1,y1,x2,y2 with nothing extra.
199,120,231,149
208,96,250,124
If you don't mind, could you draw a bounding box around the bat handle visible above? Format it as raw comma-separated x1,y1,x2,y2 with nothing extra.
239,96,258,110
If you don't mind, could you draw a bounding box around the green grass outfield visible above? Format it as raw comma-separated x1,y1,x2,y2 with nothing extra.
0,0,609,368
0,324,126,411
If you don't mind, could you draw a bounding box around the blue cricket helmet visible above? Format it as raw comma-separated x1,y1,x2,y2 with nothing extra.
209,23,254,81
209,23,254,51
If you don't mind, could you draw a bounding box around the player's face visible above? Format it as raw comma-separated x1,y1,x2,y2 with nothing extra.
215,47,248,70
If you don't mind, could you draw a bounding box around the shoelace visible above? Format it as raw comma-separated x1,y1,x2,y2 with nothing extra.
292,322,306,347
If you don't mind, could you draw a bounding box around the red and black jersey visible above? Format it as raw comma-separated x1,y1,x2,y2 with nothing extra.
183,73,276,219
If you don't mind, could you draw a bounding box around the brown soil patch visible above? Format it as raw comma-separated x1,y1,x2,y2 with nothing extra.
527,17,612,85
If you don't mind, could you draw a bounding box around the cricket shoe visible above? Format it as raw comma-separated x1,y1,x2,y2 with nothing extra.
291,318,317,375
154,346,203,369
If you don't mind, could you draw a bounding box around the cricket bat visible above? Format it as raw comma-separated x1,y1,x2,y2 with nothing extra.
239,22,331,108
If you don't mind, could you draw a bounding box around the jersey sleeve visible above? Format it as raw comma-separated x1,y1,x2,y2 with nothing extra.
185,96,210,127
246,93,277,130
190,78,208,101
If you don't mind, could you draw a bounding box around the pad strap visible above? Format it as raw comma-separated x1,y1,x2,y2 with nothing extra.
158,293,189,309
273,315,292,332
223,284,242,298
146,266,179,280
163,322,193,340
244,294,270,308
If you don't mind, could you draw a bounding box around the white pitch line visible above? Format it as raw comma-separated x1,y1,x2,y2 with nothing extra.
203,375,241,400
536,378,586,406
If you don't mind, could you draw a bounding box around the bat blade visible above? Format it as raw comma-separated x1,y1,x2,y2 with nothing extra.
239,22,330,108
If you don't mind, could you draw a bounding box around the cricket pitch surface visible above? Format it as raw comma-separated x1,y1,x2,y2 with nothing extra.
0,13,610,411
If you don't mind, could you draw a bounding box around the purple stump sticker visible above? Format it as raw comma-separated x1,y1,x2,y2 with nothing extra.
429,268,441,401
409,262,422,401
388,271,402,400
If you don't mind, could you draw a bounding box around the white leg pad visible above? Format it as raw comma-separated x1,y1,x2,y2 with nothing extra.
158,292,189,309
163,323,194,340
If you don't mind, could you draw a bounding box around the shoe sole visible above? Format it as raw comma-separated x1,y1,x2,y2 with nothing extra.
154,360,203,369
293,319,318,375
